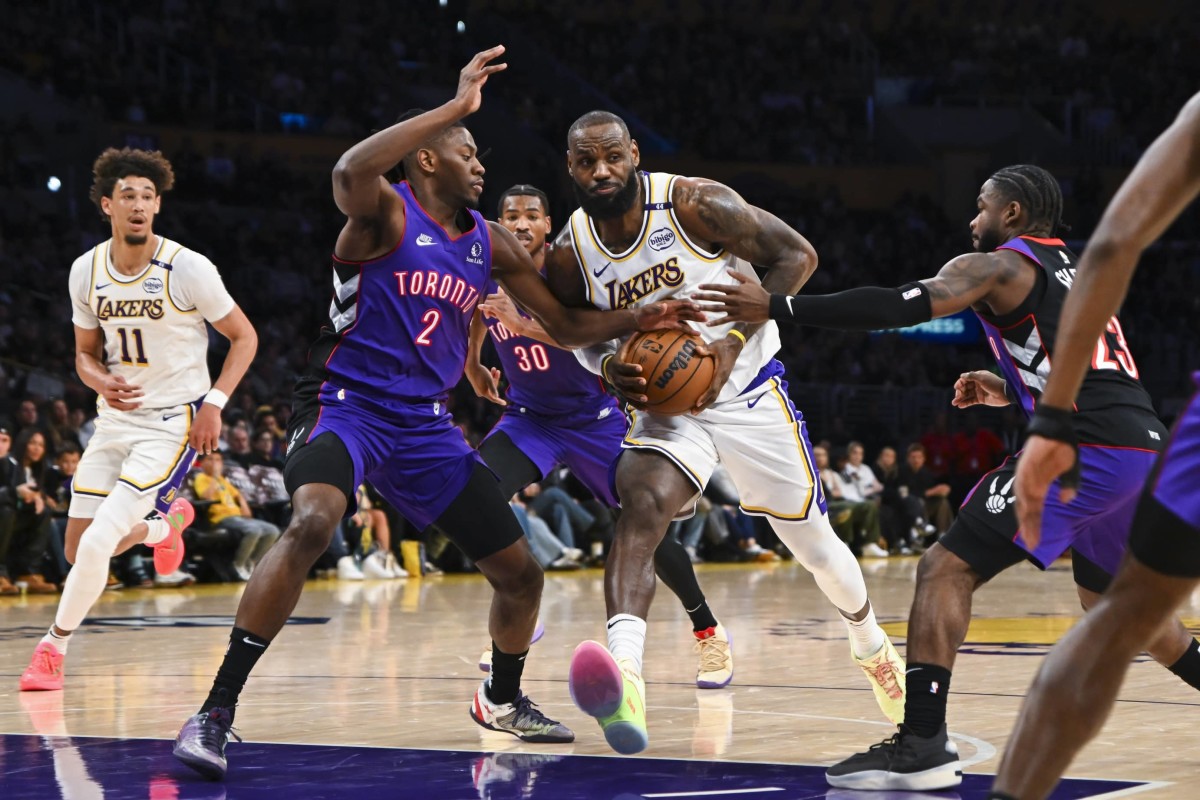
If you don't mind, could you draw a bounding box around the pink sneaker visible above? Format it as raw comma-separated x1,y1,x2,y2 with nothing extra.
153,498,194,576
20,643,65,692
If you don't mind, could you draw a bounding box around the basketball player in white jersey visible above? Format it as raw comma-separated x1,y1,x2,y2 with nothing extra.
19,148,257,691
545,111,904,754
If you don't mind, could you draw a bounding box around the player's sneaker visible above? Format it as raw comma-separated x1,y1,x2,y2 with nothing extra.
152,497,194,576
694,623,733,689
19,643,65,692
478,620,546,672
469,682,574,743
825,724,961,790
568,640,648,754
173,707,242,780
854,634,906,725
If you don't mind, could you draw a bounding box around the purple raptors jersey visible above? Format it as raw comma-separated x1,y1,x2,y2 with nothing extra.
305,182,490,401
482,276,614,416
976,235,1163,449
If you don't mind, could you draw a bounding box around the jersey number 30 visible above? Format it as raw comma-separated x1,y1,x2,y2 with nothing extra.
1091,317,1139,379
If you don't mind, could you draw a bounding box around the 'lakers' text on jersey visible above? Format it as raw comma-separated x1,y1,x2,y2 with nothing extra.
979,236,1163,448
569,172,781,404
68,237,235,411
481,277,611,417
304,182,491,402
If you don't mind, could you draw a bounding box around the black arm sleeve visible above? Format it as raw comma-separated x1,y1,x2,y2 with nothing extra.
768,283,934,330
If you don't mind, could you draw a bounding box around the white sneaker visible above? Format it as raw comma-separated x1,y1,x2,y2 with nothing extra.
362,551,392,580
861,543,890,558
561,547,584,563
383,551,408,578
232,562,252,581
154,569,196,587
336,555,364,581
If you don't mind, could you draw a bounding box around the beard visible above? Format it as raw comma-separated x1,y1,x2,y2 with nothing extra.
573,174,640,220
975,226,1004,253
123,232,149,246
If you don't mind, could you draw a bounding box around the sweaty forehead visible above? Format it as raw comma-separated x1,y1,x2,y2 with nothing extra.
569,124,629,153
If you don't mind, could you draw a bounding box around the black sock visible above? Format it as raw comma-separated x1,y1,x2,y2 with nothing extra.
487,643,527,706
200,627,270,718
687,600,719,633
902,662,951,738
1167,639,1200,691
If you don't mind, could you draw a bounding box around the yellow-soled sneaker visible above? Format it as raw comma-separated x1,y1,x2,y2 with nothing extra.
855,634,906,725
568,640,648,754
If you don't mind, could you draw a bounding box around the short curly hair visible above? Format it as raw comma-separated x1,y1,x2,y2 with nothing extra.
89,147,176,221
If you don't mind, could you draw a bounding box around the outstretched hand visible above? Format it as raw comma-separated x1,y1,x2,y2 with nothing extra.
692,269,772,324
632,298,706,333
454,46,508,116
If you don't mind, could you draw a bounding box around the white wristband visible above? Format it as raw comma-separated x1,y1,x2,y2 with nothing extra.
203,388,229,410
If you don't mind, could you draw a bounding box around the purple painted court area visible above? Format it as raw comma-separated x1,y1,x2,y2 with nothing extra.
0,734,1144,799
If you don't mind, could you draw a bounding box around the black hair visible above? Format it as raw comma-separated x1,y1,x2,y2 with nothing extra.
567,110,630,147
496,184,550,218
89,147,175,221
387,108,467,182
988,165,1069,236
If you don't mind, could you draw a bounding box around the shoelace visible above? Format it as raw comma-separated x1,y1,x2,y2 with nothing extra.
508,695,558,730
866,731,907,764
863,659,902,695
31,648,60,676
198,710,242,750
695,637,730,673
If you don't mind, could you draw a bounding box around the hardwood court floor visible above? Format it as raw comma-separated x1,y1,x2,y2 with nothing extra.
1,556,1197,798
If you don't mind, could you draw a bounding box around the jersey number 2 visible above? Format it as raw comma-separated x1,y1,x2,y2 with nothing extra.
1091,317,1139,379
116,327,148,366
415,309,441,346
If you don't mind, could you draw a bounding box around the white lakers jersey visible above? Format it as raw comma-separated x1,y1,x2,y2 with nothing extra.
569,172,781,402
68,236,236,411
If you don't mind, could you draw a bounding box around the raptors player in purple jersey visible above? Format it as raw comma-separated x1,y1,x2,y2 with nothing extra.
171,48,699,781
989,94,1200,800
466,184,733,689
699,163,1200,791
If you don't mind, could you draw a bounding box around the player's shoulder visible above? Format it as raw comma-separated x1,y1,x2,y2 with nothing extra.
668,175,731,207
159,239,214,270
69,241,106,275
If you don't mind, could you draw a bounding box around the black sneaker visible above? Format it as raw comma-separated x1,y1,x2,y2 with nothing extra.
173,707,242,780
825,724,961,790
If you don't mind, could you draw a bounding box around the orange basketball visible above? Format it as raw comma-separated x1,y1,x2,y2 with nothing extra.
620,329,715,415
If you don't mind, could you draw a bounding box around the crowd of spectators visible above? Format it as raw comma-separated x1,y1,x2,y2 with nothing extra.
3,2,1199,590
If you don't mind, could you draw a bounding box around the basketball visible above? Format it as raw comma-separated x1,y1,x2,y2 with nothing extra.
620,329,715,415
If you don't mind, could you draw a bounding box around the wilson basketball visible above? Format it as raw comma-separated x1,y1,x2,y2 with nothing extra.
620,329,715,415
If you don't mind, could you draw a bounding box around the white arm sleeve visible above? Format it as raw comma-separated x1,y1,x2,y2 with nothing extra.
69,253,100,330
171,250,236,323
573,339,620,376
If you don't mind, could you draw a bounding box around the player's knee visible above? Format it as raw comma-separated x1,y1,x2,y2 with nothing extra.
915,543,969,586
487,549,544,600
75,529,116,566
284,509,339,555
618,483,680,530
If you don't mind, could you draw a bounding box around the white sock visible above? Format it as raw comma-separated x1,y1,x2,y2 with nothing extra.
844,603,886,659
607,614,647,674
41,626,72,655
142,517,170,546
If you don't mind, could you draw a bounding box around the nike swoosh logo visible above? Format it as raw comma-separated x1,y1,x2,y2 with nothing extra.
593,261,611,278
162,413,184,421
747,395,763,409
416,234,436,246
96,283,112,290
905,667,922,675
243,637,266,648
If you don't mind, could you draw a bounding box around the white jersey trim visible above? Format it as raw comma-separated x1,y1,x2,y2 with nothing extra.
583,172,652,262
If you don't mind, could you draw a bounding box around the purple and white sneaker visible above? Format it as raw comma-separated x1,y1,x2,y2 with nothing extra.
173,707,241,780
